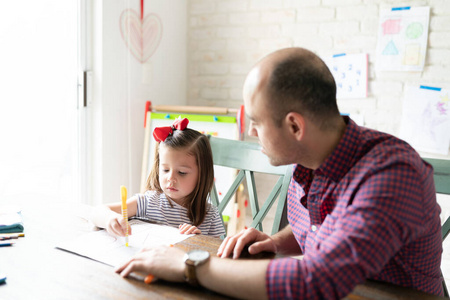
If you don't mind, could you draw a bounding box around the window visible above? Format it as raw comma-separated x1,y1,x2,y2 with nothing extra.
0,1,79,205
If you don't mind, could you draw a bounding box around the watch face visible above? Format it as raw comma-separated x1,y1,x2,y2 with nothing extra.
189,250,210,261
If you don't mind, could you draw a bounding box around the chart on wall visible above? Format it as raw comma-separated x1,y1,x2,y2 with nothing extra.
322,53,368,99
376,6,430,71
399,85,450,155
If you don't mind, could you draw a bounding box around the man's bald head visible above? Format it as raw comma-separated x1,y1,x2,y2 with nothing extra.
245,48,340,130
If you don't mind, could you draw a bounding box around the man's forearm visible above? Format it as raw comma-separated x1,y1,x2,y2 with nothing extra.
198,257,270,300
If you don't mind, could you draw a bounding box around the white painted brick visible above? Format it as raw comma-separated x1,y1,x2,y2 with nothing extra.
190,28,215,40
334,35,377,50
375,70,422,81
195,14,228,27
337,5,378,20
196,40,227,51
248,25,282,38
230,63,253,75
250,0,283,10
427,48,450,66
361,18,379,35
229,12,260,25
247,50,273,64
190,17,199,27
217,27,247,38
188,88,200,101
218,76,246,88
259,38,293,51
319,21,360,35
190,76,222,88
378,1,427,10
422,65,450,82
282,23,319,36
337,97,377,112
377,96,403,111
189,63,199,76
186,0,450,166
293,35,333,51
217,1,249,13
430,16,450,31
190,51,216,62
283,0,321,8
261,9,296,23
200,88,229,100
199,62,229,75
188,40,198,52
429,0,450,15
230,88,244,100
189,1,215,15
226,38,259,51
297,7,335,22
216,51,248,62
370,80,403,96
323,0,362,5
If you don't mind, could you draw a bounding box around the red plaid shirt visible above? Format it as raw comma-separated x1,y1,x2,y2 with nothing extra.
266,117,443,299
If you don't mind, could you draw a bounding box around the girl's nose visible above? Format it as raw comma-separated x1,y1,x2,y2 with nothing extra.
168,171,177,182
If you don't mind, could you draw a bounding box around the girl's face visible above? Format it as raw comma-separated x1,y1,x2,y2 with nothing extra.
158,144,199,206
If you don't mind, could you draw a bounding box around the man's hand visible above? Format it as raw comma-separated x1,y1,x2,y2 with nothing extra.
178,223,201,235
115,245,185,282
217,227,277,259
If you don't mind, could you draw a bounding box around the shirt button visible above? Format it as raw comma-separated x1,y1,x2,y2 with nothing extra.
311,225,317,232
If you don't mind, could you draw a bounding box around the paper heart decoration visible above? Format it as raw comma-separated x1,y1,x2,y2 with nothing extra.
119,9,163,64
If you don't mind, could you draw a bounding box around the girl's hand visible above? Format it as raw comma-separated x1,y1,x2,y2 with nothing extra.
106,213,132,237
178,223,201,235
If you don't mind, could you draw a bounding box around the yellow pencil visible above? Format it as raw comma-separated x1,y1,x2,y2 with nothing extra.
121,185,129,247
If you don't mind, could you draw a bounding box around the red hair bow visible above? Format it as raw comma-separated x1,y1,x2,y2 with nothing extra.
153,117,189,142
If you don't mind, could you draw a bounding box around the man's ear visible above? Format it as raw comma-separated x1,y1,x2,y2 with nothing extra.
285,112,305,141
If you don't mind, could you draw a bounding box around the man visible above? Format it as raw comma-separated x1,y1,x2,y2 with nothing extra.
116,47,443,299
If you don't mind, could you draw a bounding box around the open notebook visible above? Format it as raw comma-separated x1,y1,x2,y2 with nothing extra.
56,219,193,267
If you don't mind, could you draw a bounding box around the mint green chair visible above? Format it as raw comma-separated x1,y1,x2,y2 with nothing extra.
424,158,450,298
208,136,292,236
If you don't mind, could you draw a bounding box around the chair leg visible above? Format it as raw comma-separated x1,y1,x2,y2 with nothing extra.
443,270,449,298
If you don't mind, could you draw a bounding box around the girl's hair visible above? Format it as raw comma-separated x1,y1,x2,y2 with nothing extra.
146,128,214,226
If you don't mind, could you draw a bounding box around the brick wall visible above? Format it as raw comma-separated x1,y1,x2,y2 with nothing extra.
187,0,450,156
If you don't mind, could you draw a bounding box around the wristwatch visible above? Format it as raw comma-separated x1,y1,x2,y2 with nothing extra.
183,250,210,286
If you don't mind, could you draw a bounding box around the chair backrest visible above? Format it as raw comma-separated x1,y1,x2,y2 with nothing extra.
423,158,450,298
423,158,450,240
208,136,292,235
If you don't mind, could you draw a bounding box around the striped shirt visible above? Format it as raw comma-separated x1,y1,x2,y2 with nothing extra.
266,117,443,299
135,190,225,237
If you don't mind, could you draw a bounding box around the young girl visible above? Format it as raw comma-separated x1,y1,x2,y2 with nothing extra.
91,117,225,238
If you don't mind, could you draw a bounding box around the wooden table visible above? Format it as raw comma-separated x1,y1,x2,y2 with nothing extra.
0,202,446,299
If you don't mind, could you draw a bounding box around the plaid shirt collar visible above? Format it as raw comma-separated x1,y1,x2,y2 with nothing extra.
293,116,359,184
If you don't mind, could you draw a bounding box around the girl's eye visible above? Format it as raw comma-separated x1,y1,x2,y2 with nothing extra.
179,171,187,175
162,169,169,173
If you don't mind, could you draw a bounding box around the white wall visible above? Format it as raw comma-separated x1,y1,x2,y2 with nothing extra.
90,0,187,205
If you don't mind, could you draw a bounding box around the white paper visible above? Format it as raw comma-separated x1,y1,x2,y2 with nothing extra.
56,219,193,267
376,6,430,71
399,85,450,155
322,53,368,99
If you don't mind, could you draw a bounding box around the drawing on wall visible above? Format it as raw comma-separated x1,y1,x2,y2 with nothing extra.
399,85,450,155
376,6,430,71
322,53,368,99
119,9,163,64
